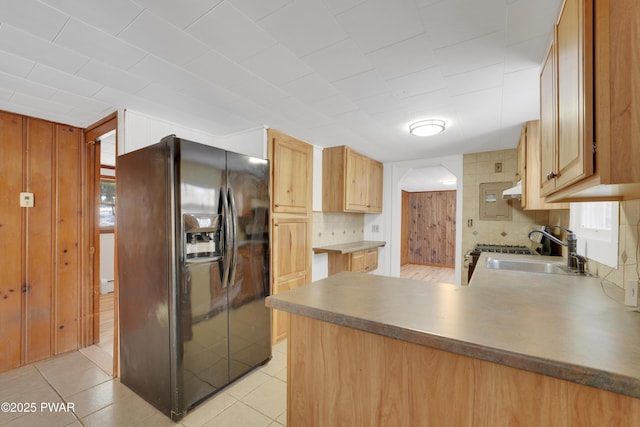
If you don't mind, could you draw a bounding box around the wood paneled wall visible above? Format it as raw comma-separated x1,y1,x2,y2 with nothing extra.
0,111,83,373
405,190,456,267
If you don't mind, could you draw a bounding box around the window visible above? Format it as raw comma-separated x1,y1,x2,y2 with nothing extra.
569,202,619,267
100,179,116,232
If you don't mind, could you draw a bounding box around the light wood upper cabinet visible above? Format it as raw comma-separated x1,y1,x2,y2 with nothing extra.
269,129,313,214
323,146,383,213
345,150,368,211
553,0,594,191
368,159,383,213
520,120,569,210
540,42,559,196
539,0,640,202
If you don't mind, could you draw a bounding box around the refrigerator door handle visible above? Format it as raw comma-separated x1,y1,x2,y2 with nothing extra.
221,187,231,288
228,187,239,287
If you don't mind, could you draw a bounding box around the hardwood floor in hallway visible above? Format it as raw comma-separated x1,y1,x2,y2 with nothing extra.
400,264,456,285
98,292,114,356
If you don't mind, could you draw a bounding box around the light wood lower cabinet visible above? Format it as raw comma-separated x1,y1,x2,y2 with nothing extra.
328,248,378,276
288,314,640,426
271,217,310,344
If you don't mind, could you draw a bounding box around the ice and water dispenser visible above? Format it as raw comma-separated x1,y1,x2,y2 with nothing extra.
183,213,222,262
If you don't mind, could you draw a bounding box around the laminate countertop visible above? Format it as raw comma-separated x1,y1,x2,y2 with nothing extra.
312,240,386,254
266,252,640,400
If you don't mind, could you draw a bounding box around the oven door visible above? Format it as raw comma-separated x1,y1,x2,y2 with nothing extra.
465,250,481,283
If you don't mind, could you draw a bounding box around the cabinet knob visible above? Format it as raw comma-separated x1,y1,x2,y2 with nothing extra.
546,172,558,180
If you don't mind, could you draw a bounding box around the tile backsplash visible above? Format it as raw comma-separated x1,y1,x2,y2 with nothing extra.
312,212,364,247
462,150,553,247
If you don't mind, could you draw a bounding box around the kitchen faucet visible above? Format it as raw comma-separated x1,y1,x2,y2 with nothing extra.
528,226,587,273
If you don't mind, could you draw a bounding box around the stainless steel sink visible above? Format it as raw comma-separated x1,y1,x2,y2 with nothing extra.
485,257,570,275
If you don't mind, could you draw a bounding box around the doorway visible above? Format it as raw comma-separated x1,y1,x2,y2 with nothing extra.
83,113,118,374
399,166,457,284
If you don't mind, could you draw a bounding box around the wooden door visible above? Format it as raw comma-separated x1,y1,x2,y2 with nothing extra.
0,112,23,372
269,129,313,214
401,191,410,266
85,113,118,374
555,0,594,189
407,191,456,267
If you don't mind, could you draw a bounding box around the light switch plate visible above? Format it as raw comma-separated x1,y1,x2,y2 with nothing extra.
20,192,34,207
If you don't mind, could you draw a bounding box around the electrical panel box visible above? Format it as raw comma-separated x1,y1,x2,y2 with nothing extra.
479,182,512,221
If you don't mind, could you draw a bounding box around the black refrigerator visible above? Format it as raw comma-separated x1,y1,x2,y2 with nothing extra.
117,135,271,420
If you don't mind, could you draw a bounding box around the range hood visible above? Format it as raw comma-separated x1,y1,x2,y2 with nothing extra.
502,181,522,200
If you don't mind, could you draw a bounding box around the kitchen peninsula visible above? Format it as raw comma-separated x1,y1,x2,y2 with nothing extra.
266,254,640,425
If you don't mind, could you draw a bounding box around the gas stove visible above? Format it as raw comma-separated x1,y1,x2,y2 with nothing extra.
466,244,535,282
471,244,534,255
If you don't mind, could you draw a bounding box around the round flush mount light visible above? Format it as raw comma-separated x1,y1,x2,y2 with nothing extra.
409,119,446,137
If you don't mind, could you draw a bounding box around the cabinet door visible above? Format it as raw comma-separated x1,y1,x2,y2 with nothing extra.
0,112,23,373
540,42,558,196
555,0,594,189
271,217,310,344
349,251,366,272
516,128,527,207
270,131,313,214
272,218,309,279
272,274,307,343
364,249,378,272
368,160,383,213
345,150,368,212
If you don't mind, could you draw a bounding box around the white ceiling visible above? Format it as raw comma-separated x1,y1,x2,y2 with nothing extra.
401,166,457,192
0,0,563,162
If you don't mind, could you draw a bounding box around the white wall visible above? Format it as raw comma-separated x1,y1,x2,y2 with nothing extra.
312,145,326,280
100,233,115,293
378,155,464,285
119,109,266,159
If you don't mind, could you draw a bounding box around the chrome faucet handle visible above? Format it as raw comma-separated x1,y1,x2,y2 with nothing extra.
571,253,587,274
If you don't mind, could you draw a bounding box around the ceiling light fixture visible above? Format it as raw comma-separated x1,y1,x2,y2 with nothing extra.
409,119,446,137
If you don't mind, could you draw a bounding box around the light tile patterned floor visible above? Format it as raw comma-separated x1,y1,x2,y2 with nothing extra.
0,340,287,427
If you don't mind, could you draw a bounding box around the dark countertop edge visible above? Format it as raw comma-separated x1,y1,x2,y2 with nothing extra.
312,240,387,254
266,296,640,400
